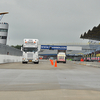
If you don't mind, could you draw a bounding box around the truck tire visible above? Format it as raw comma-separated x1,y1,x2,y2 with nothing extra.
37,61,39,64
22,62,27,64
57,61,59,63
34,61,39,64
22,62,26,64
63,61,66,63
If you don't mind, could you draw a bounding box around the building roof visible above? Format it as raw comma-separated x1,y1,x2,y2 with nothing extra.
0,12,8,15
80,24,100,41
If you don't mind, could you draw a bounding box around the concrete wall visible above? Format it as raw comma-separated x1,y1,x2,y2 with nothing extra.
0,44,22,56
0,43,22,64
0,54,22,64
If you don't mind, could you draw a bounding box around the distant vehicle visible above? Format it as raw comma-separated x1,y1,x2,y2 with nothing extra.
73,57,82,61
57,50,66,63
21,39,40,64
39,56,43,59
49,57,54,60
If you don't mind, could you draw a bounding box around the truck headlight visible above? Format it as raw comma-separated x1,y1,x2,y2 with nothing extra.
22,58,25,60
35,58,38,60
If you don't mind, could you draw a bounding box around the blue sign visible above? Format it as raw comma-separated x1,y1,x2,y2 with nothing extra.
41,45,67,50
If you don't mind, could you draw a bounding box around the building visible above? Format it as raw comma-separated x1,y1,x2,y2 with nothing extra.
0,22,8,45
0,12,9,45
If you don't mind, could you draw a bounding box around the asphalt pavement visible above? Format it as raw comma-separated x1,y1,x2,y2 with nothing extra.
0,60,100,100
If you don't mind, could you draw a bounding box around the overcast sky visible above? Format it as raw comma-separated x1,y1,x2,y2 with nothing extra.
0,0,100,45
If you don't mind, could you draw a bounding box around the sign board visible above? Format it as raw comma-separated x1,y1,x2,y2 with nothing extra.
41,45,82,50
41,45,67,50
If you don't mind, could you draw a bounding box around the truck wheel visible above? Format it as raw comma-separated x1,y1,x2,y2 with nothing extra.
22,62,26,64
37,61,39,64
22,62,24,64
22,62,27,64
63,61,66,63
57,61,59,63
34,61,39,64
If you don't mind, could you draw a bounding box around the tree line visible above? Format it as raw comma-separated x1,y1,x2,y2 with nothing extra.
11,45,22,50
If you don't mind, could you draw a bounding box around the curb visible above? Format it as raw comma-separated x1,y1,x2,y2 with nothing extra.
73,61,100,68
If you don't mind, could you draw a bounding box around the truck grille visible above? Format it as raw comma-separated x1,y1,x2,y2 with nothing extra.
58,56,65,61
27,53,33,59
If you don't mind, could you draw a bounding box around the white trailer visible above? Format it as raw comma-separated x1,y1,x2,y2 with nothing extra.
21,39,40,64
57,50,66,63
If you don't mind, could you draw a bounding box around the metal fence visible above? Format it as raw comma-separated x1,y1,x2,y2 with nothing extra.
0,44,22,56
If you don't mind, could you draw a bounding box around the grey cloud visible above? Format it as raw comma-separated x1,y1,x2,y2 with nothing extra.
0,0,100,45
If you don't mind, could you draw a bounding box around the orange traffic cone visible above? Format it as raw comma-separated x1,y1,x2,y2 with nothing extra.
80,58,84,62
54,60,57,67
50,59,54,65
50,59,52,65
51,60,54,65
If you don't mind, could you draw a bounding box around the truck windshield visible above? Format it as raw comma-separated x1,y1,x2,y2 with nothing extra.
23,48,38,52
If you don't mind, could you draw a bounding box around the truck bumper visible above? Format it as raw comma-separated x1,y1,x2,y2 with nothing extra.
22,59,39,63
57,60,66,63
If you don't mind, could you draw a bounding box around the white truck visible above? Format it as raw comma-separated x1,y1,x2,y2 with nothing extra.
57,50,66,63
21,39,40,64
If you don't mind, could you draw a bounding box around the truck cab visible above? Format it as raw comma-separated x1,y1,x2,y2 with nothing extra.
22,39,40,64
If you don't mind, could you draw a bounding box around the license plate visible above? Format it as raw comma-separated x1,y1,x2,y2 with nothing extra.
29,60,32,62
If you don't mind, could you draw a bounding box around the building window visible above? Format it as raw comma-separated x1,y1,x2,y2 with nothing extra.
2,36,7,39
0,36,7,39
0,29,8,32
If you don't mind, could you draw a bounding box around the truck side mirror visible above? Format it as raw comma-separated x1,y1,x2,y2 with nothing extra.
38,45,40,51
